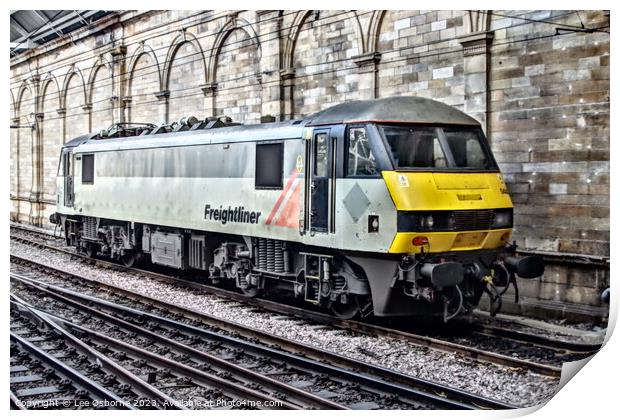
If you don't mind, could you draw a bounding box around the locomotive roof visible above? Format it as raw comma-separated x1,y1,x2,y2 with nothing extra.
305,96,480,127
72,120,306,153
64,133,98,148
69,96,479,153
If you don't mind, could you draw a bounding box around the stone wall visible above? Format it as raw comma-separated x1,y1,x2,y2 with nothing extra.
128,51,160,123
90,64,115,133
41,79,62,203
9,10,610,318
375,10,465,103
214,27,262,123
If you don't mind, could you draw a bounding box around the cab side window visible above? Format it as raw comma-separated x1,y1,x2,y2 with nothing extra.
347,127,377,176
314,133,329,177
255,142,283,189
57,153,65,176
82,154,94,184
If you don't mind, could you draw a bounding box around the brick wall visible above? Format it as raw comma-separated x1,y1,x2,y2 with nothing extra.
9,10,610,316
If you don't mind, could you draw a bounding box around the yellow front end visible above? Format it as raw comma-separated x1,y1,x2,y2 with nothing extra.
384,171,514,253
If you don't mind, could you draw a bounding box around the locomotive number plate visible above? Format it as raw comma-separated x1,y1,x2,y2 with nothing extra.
453,232,487,249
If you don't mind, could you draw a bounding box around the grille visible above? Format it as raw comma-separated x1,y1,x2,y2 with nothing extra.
256,238,285,273
452,209,493,231
189,235,206,270
82,216,98,239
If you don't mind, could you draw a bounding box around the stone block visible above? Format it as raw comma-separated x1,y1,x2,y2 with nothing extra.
511,76,531,88
524,237,559,252
400,26,417,37
564,285,600,305
412,14,426,26
489,78,512,90
432,66,454,79
464,54,486,73
439,27,455,40
450,83,464,96
563,69,592,81
524,64,545,76
437,10,453,21
549,183,568,195
379,30,397,42
464,73,486,94
431,20,446,31
423,30,440,43
394,18,411,31
513,277,541,300
498,163,523,173
578,56,600,69
490,17,512,30
538,281,565,301
408,81,428,92
552,35,586,50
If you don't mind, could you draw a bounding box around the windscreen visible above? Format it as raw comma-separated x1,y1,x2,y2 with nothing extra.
380,125,496,170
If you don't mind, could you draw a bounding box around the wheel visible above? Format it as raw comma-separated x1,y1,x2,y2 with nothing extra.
240,285,260,298
238,273,261,297
328,295,364,320
64,224,71,246
84,243,98,258
121,253,137,268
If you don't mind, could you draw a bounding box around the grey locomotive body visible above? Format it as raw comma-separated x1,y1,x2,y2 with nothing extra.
51,97,542,320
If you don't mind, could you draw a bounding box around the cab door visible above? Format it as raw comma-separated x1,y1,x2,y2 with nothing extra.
56,152,64,206
63,150,74,207
310,129,331,232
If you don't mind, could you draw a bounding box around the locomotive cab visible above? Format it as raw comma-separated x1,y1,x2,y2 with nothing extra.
302,97,544,319
51,134,96,243
376,123,520,320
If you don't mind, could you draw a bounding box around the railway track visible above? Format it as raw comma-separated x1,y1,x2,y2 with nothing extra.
10,303,179,410
10,259,516,410
11,293,299,410
11,224,600,377
12,273,384,409
10,328,129,410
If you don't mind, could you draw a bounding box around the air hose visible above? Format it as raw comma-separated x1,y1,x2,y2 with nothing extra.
443,284,464,323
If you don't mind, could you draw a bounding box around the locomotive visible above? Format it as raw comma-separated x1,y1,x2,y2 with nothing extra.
50,96,543,321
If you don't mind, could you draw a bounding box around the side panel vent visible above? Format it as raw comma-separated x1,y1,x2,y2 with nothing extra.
82,216,98,240
189,234,206,270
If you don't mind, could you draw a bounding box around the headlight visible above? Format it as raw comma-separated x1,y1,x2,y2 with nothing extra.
420,215,434,229
397,212,454,232
492,209,513,229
